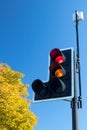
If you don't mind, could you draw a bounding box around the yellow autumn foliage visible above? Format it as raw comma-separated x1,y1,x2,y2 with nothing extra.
0,63,37,130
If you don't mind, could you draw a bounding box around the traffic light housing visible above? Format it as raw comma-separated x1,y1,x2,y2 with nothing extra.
32,48,74,102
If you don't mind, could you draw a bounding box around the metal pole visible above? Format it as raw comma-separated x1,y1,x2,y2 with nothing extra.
71,52,78,130
75,10,82,108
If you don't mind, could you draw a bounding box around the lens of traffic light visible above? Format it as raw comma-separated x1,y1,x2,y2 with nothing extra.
49,62,65,77
55,55,64,64
50,48,65,64
55,69,64,78
32,79,47,96
49,77,66,93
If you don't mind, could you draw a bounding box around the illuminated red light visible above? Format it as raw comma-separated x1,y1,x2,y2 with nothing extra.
50,48,65,64
55,56,64,64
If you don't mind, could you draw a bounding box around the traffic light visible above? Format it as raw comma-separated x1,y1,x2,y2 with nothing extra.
32,48,74,102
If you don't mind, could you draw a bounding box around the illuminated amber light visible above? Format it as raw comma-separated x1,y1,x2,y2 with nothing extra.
55,69,64,78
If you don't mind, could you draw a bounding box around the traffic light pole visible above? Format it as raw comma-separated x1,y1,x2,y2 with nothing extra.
75,10,82,108
71,52,78,130
71,10,83,130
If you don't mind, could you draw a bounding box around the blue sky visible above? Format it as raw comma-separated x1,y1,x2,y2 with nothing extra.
0,0,87,130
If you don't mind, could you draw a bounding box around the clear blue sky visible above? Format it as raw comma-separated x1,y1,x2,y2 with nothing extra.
0,0,87,130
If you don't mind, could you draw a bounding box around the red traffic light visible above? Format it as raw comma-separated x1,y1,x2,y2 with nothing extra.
49,48,66,78
50,48,65,64
32,48,74,102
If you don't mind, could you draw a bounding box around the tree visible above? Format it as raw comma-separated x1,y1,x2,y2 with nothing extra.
0,63,37,130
